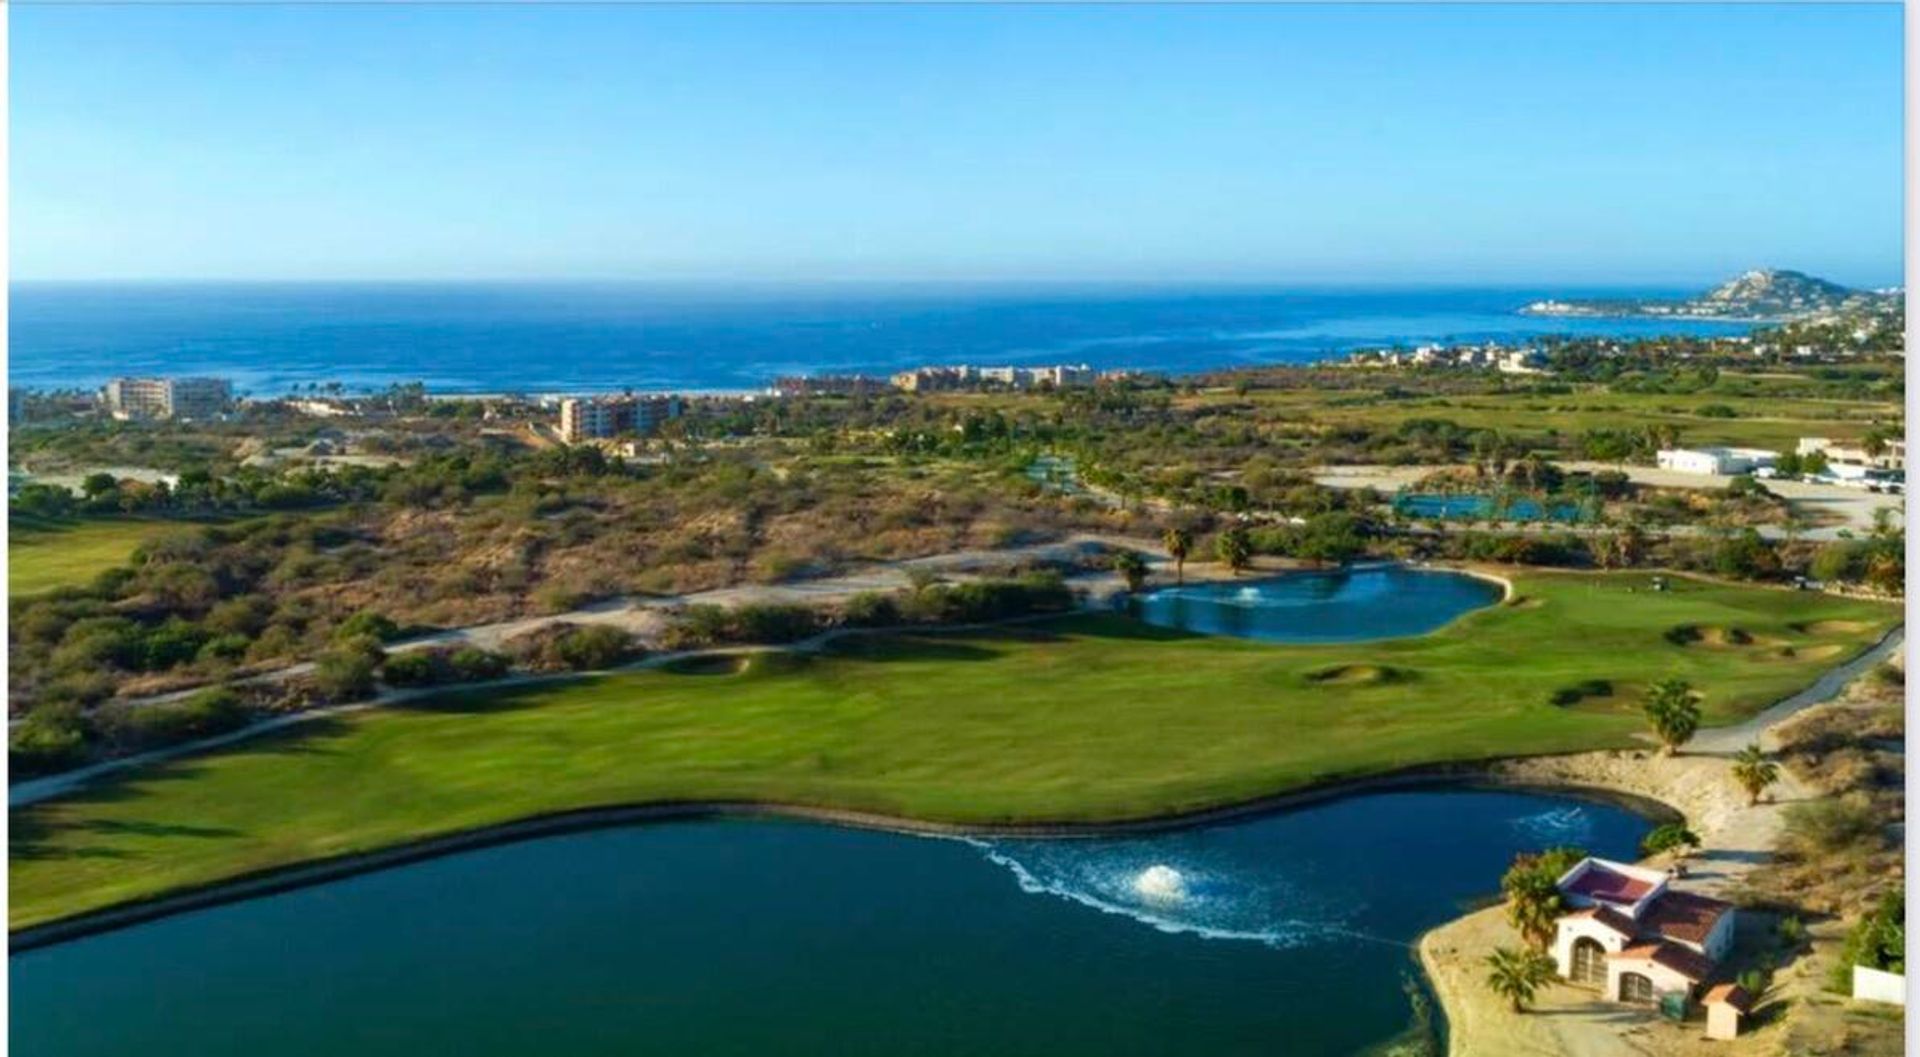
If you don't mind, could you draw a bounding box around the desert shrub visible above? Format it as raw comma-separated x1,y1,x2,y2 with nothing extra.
334,610,401,643
313,636,387,701
841,591,904,628
447,647,511,682
1831,890,1906,991
1640,823,1701,857
9,704,93,776
554,625,637,670
666,604,820,648
1782,793,1882,855
381,651,443,687
903,572,1074,625
95,687,251,751
197,633,253,664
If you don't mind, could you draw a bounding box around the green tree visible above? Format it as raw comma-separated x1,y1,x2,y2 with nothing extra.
1483,946,1557,1013
1640,822,1701,858
1216,526,1252,576
1500,847,1585,950
1111,550,1149,593
335,610,401,643
1731,742,1780,806
1643,677,1700,755
1162,527,1192,585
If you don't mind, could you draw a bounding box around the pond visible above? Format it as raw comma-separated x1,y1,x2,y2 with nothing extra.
9,788,1649,1057
1129,565,1502,643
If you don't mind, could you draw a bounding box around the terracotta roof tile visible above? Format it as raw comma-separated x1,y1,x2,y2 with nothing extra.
1703,983,1753,1011
1564,905,1637,938
1615,942,1714,982
1565,864,1656,904
1642,890,1733,945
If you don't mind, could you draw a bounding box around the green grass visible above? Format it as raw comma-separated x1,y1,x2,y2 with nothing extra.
1236,389,1898,451
7,516,177,596
9,570,1897,929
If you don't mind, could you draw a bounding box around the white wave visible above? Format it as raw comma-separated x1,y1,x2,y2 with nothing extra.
1510,806,1592,845
965,840,1385,950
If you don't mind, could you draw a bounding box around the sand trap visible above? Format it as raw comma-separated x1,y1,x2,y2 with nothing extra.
1302,663,1410,687
1664,624,1760,648
1793,619,1872,636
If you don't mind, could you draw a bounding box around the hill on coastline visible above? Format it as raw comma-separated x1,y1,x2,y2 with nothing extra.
1521,268,1900,321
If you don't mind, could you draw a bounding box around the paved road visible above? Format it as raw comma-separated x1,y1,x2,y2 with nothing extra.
1690,625,1905,754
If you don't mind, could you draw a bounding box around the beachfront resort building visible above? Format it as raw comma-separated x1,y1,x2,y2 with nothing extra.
890,363,1095,392
1551,858,1737,1010
557,394,682,442
1655,447,1777,477
102,377,234,421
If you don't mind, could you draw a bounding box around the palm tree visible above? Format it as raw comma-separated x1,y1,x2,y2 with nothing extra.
1643,677,1701,755
1162,527,1192,585
1216,526,1252,576
1111,550,1149,594
1731,742,1780,805
1501,860,1565,951
1484,946,1557,1013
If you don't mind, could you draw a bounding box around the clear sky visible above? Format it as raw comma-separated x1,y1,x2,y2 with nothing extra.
10,2,1906,286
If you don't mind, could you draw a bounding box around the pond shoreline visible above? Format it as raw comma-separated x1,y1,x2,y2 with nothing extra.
9,762,1672,953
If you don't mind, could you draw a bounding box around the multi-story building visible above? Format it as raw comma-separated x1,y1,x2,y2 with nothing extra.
103,377,233,421
889,363,1094,392
557,394,683,442
771,375,887,397
1798,436,1905,472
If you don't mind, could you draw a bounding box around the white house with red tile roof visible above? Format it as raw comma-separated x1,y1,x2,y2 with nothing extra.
1550,858,1736,1006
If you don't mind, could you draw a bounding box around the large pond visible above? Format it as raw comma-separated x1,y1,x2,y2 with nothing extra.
10,789,1648,1057
1130,565,1502,643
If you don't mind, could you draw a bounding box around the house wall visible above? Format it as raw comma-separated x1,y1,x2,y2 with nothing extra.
1551,917,1630,977
1853,966,1906,1006
1706,1003,1742,1040
1701,909,1736,962
1606,957,1693,1002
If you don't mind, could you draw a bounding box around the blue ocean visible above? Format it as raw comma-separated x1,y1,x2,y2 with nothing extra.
8,282,1752,395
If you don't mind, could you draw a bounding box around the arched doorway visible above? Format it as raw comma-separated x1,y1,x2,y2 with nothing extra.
1618,972,1656,1005
1570,938,1607,985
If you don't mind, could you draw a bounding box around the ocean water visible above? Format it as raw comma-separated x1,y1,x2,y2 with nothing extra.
8,282,1754,395
10,789,1648,1057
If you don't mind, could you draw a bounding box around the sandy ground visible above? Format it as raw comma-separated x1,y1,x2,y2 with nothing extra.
1419,642,1904,1057
1313,463,1902,541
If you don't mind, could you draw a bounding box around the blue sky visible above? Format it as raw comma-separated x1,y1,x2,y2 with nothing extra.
10,3,1905,285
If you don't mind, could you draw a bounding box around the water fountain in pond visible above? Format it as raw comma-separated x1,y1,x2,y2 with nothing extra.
1132,864,1188,903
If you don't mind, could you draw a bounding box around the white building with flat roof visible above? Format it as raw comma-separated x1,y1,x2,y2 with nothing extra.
1655,447,1776,477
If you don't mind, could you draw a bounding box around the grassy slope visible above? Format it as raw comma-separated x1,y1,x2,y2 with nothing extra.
10,571,1897,928
7,516,173,596
1240,390,1897,452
